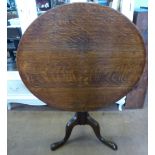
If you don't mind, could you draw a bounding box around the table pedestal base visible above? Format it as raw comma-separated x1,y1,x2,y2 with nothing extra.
50,112,117,151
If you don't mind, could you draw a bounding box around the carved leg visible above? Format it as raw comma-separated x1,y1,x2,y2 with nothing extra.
51,112,117,151
87,114,117,150
50,114,78,150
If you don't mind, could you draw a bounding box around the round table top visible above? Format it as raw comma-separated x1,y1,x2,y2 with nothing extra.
17,3,146,111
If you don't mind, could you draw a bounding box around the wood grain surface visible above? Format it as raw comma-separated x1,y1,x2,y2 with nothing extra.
17,3,146,111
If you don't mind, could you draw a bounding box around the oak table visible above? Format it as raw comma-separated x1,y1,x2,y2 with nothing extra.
17,3,146,151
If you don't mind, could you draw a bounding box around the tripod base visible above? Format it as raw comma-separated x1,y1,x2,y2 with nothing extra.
50,112,117,151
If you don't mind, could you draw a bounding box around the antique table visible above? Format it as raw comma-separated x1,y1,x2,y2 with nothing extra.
17,3,146,151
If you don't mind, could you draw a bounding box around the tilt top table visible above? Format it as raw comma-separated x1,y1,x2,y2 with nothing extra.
17,3,146,151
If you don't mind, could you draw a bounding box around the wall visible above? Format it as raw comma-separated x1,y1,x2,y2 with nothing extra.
134,0,148,9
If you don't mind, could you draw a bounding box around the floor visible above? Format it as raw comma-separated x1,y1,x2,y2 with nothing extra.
7,105,147,155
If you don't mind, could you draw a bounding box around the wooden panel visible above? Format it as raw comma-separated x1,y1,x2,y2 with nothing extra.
17,3,146,111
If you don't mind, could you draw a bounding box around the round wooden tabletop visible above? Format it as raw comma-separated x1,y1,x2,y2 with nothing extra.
17,3,146,111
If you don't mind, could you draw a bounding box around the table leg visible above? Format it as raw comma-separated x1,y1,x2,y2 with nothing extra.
87,114,117,150
50,112,117,151
50,114,78,150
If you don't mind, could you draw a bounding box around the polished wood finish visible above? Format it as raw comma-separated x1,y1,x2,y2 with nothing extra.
51,112,117,151
17,3,146,111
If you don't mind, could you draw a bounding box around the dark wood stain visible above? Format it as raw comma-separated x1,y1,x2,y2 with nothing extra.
17,3,146,111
